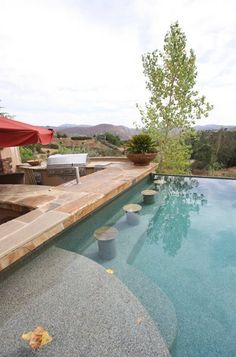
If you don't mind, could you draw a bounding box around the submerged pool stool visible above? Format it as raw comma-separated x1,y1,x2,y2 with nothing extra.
154,179,163,191
94,226,118,260
142,189,157,204
123,203,142,226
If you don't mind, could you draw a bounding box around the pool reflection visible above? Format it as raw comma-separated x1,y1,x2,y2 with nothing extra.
146,176,207,256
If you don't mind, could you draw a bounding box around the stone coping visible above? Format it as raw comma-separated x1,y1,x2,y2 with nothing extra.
0,160,157,272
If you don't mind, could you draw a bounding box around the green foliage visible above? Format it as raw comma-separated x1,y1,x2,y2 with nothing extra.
19,146,35,162
137,22,213,173
191,130,236,170
19,144,43,162
47,143,59,149
126,134,156,154
19,144,43,163
104,132,121,146
190,131,213,169
97,132,122,146
71,136,92,140
54,143,119,157
24,144,42,153
56,132,67,138
0,99,10,117
96,134,105,141
159,138,191,174
147,177,207,255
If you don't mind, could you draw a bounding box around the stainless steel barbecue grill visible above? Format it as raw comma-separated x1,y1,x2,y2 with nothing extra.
47,154,88,183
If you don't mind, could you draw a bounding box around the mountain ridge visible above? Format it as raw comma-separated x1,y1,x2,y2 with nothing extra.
47,123,139,140
194,124,236,131
45,123,236,140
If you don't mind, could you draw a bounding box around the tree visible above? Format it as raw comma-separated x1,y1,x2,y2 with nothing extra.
104,132,121,146
97,132,122,146
55,132,67,138
191,130,236,170
137,22,213,173
0,99,11,117
147,176,207,255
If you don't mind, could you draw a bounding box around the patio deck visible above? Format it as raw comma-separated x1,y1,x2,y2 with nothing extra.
0,159,157,272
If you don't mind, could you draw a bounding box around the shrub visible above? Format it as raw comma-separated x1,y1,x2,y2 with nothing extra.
47,143,59,149
19,146,35,162
126,134,157,154
56,132,67,138
104,132,121,146
97,132,122,146
71,136,92,140
191,160,208,170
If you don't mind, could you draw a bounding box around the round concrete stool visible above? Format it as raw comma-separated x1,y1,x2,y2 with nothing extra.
123,203,142,226
153,180,160,191
94,226,118,260
154,179,163,190
142,189,157,204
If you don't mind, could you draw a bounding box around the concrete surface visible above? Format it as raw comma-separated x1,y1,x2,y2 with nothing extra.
0,246,169,357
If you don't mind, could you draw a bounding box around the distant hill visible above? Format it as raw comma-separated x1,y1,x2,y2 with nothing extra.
47,123,236,138
50,123,139,140
57,124,92,128
194,124,236,131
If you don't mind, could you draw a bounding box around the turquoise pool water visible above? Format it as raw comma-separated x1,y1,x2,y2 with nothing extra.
56,175,236,356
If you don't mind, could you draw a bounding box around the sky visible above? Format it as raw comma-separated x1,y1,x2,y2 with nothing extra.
0,0,236,127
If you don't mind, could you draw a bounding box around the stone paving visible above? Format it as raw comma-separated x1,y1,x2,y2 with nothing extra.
0,159,157,272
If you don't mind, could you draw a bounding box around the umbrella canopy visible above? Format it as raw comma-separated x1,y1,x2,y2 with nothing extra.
0,116,54,147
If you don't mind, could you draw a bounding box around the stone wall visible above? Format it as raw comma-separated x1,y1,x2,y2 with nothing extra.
0,153,13,174
0,147,21,174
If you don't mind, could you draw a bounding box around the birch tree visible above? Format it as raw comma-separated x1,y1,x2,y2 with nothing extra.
138,22,213,173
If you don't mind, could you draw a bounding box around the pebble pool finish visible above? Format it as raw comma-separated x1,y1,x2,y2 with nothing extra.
0,247,169,357
57,175,236,356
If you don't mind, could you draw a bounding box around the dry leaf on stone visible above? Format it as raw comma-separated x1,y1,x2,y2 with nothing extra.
21,326,52,350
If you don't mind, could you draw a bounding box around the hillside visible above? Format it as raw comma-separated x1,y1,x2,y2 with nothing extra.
48,123,236,139
194,124,236,131
50,123,139,140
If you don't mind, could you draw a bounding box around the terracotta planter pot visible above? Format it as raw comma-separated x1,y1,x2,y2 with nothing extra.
27,160,41,166
127,152,157,166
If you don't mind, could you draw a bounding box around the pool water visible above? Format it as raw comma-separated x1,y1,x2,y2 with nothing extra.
56,175,236,356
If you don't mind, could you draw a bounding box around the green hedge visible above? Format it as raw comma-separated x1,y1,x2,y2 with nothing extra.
71,136,92,140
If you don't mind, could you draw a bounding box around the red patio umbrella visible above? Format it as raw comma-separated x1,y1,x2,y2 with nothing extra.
0,116,54,147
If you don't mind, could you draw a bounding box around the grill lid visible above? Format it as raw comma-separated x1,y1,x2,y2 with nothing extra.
47,154,88,169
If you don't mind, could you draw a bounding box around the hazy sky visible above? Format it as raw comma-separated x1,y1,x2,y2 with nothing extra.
1,0,236,127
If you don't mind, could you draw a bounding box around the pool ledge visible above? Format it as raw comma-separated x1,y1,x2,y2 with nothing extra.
0,160,157,272
0,247,170,356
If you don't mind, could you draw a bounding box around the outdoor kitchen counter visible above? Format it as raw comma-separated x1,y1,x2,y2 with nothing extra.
0,159,157,272
18,160,118,185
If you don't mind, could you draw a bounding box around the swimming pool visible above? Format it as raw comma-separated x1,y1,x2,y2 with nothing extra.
56,175,236,356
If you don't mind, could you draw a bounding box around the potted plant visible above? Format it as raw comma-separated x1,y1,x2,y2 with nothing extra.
126,134,157,166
